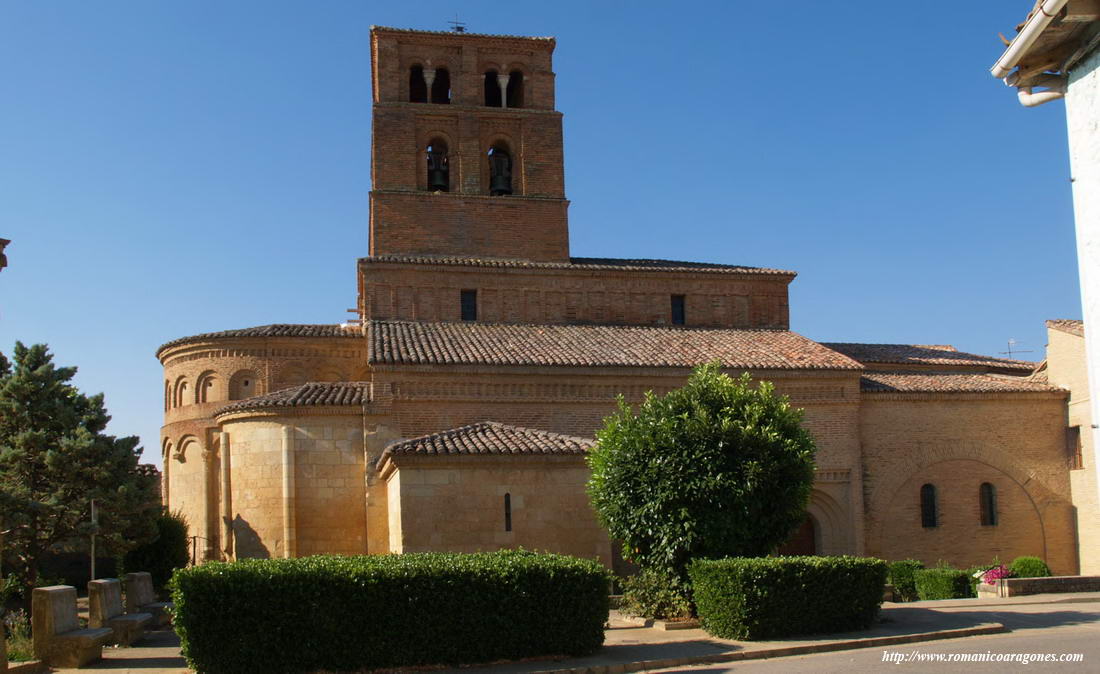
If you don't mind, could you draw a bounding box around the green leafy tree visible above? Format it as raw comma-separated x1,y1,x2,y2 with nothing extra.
587,362,816,588
123,510,189,593
0,343,158,592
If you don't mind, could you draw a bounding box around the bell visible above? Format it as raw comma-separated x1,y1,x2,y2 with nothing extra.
428,168,448,192
490,174,512,196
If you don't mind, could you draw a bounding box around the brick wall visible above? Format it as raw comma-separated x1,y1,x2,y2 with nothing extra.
360,262,791,328
860,393,1077,574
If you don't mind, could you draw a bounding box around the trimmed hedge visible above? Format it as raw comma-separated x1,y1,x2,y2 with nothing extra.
1009,556,1052,578
914,567,974,600
171,550,610,674
886,559,924,602
688,556,887,640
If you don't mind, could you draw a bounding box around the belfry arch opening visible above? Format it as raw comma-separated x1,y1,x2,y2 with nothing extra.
487,145,512,196
430,68,451,104
484,70,502,107
506,70,524,108
409,65,427,103
426,140,449,192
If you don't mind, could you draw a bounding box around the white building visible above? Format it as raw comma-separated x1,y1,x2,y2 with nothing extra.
991,0,1100,571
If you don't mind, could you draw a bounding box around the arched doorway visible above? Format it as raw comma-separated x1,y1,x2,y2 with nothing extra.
777,514,817,556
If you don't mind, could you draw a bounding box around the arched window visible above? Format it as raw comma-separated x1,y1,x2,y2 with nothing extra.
175,377,189,408
409,65,427,103
920,484,938,528
504,493,512,532
426,140,449,192
430,67,451,104
484,70,502,107
196,371,217,403
979,482,998,526
229,370,260,400
487,145,512,196
506,70,524,108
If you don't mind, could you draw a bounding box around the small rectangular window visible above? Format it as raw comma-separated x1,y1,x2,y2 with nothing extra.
504,493,512,532
460,289,477,321
671,295,686,325
1068,426,1083,470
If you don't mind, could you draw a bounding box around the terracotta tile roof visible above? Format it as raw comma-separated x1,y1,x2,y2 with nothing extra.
383,422,594,458
360,255,795,276
157,324,361,357
214,382,371,416
821,342,1035,371
860,372,1062,394
370,25,554,42
1047,319,1084,337
369,320,861,370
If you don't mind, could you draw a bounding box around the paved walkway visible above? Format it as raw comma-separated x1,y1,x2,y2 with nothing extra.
45,592,1100,673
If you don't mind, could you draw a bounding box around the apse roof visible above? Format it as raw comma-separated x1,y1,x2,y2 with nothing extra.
156,324,360,358
214,382,371,417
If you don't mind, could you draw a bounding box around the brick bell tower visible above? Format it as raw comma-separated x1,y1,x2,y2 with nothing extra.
368,26,570,263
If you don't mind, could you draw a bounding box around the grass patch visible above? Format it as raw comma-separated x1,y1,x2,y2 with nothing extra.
4,609,33,662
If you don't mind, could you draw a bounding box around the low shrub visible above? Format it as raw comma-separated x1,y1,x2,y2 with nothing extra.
171,550,610,674
688,556,887,640
3,609,32,662
123,510,189,595
1009,556,1052,578
886,559,924,602
914,567,973,600
619,568,692,620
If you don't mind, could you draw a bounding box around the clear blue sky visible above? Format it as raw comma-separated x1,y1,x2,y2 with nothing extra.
0,1,1080,466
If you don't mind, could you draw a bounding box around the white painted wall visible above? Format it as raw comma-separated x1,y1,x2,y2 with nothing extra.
1066,47,1100,523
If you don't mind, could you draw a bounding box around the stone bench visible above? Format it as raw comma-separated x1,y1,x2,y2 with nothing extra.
32,585,113,668
123,572,173,627
89,579,152,646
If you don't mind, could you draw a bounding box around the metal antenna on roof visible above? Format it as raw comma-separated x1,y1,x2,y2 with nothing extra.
999,338,1034,359
448,15,466,32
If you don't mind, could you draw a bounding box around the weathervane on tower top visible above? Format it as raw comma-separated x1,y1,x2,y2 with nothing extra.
448,14,466,32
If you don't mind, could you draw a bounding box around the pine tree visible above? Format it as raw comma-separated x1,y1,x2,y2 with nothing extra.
0,343,158,593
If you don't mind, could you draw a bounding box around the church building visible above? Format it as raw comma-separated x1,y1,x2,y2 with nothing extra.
158,26,1090,576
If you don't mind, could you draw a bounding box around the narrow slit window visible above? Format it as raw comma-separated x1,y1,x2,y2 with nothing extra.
920,483,938,528
671,295,686,325
504,493,512,532
461,289,477,321
979,482,997,526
